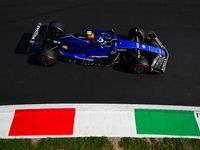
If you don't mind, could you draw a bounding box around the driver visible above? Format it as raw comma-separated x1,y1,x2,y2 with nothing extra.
96,36,105,44
86,31,106,46
91,36,106,46
86,31,94,40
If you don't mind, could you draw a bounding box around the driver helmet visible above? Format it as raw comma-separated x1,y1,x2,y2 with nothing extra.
96,36,104,43
87,31,92,36
86,31,94,40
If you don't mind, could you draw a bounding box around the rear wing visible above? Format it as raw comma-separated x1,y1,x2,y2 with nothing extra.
30,22,48,46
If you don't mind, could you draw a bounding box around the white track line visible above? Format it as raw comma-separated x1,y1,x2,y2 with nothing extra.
1,103,200,112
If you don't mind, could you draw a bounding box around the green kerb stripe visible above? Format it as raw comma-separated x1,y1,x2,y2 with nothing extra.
135,109,200,136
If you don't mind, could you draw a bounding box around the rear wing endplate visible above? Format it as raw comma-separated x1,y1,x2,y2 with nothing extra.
30,22,48,46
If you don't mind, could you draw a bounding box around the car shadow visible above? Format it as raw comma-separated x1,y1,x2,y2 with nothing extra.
15,33,40,66
112,63,158,75
112,62,131,74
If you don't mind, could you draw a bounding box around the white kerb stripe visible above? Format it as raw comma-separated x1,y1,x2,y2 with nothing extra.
195,112,200,131
73,110,136,137
0,111,15,138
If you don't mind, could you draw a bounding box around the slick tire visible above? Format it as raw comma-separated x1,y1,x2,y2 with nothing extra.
49,21,65,35
130,58,149,74
128,27,146,43
38,49,57,67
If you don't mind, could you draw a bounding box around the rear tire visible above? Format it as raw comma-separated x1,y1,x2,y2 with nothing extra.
130,58,149,74
38,49,57,67
49,21,65,35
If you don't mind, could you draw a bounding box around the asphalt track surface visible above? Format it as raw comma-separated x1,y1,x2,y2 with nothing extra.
0,0,200,106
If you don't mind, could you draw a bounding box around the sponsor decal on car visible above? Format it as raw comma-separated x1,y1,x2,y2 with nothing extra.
62,45,68,50
53,40,61,44
136,43,140,48
89,56,108,58
75,56,94,61
116,48,126,51
31,25,40,40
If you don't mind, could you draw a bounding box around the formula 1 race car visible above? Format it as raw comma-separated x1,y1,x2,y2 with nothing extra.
29,21,169,74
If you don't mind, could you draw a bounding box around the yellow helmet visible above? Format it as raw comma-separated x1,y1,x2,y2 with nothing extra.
87,31,92,36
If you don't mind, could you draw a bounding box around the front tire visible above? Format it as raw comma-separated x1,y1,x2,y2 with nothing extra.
38,49,57,67
128,27,146,43
130,58,149,74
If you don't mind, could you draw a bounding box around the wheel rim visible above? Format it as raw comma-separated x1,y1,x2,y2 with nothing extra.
134,66,145,73
51,29,63,36
41,59,51,66
130,64,148,74
38,57,55,66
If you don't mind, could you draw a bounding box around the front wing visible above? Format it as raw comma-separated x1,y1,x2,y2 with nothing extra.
117,36,169,73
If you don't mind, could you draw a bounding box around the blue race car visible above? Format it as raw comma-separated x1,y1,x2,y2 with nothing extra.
30,21,169,74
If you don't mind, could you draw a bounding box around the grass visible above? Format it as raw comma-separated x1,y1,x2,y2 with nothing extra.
0,137,200,150
0,138,33,150
119,137,200,150
0,137,113,150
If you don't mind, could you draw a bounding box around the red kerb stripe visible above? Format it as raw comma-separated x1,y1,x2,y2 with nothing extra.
8,108,76,136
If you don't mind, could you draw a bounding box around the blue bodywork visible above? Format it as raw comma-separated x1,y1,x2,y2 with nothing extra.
31,29,165,62
116,39,165,55
55,29,116,61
